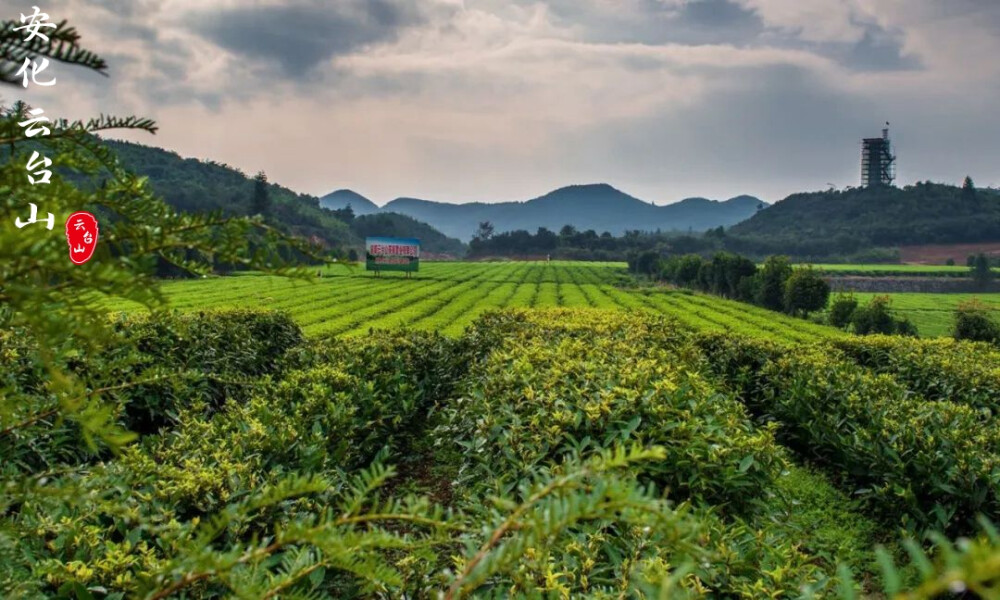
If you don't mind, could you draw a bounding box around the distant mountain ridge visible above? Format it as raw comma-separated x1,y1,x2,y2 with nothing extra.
320,189,380,216
320,184,767,242
95,141,467,255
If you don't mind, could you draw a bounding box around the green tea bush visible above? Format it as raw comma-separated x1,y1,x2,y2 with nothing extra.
439,310,785,513
436,311,836,598
13,358,448,596
690,331,787,405
832,335,1000,414
0,310,304,475
28,310,304,442
300,329,465,414
93,309,303,433
459,307,693,362
12,294,1000,598
757,349,1000,534
695,333,1000,535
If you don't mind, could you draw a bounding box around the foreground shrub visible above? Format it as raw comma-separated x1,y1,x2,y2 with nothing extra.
832,335,1000,414
8,358,447,596
12,302,995,598
94,309,304,433
299,329,465,413
757,349,1000,534
871,519,1000,599
440,311,784,513
690,332,787,404
0,310,305,474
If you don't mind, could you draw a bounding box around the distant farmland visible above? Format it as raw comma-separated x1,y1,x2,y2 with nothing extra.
101,261,843,342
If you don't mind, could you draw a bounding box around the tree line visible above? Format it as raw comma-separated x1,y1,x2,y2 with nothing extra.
629,250,921,335
630,252,832,317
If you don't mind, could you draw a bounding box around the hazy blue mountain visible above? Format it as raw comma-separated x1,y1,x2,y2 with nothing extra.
319,189,381,216
90,142,466,254
380,184,767,241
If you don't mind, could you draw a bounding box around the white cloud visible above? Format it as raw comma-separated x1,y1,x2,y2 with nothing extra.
9,0,999,205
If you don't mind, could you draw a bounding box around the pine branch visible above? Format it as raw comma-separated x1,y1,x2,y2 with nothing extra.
0,19,108,86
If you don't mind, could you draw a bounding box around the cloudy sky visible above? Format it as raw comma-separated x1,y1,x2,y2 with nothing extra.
12,0,1000,205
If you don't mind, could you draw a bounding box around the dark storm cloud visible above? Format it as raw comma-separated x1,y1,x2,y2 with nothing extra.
190,0,426,75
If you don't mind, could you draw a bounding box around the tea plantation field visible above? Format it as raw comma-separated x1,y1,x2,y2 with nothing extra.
850,291,1000,337
8,305,1000,598
100,261,844,342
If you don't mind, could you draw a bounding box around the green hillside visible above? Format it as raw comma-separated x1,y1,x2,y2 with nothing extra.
729,182,1000,257
91,140,466,256
103,140,358,251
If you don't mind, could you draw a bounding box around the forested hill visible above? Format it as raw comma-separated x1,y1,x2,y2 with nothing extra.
728,182,1000,257
103,140,355,250
98,140,466,255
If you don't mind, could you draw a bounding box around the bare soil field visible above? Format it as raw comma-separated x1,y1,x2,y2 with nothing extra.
900,242,1000,264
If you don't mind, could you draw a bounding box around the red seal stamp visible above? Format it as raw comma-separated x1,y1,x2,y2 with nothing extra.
65,211,99,265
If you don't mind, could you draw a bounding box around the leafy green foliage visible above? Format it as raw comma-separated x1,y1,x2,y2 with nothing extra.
832,334,1000,414
954,298,1000,343
702,338,1000,535
872,519,1000,599
829,294,859,329
754,255,793,311
0,18,107,85
440,310,785,511
11,297,1000,597
3,308,850,599
784,266,831,316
